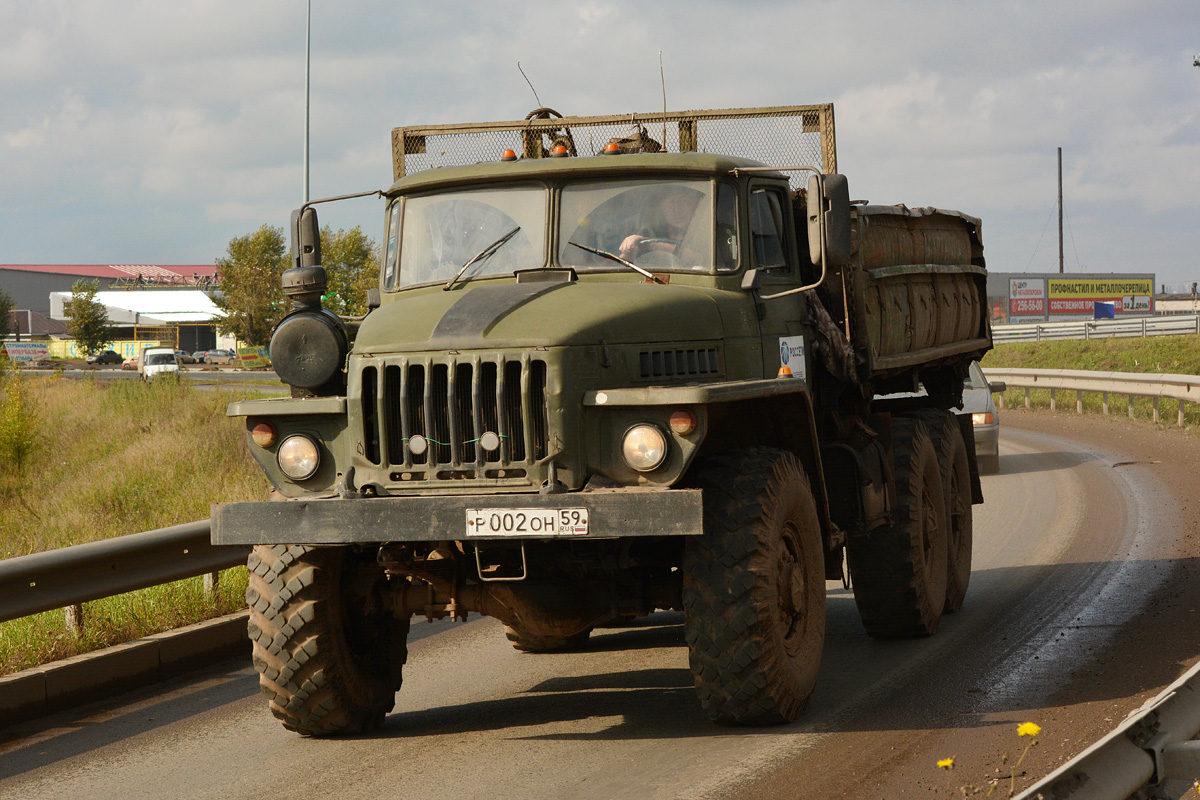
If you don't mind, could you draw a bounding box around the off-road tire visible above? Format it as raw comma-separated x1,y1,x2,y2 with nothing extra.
246,544,408,736
503,625,592,652
847,418,949,637
683,447,825,725
926,412,973,613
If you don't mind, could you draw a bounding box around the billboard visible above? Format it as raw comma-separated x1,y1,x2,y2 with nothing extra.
1008,278,1045,323
1046,278,1154,320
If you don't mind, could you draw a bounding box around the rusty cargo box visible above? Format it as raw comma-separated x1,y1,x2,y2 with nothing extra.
850,205,989,378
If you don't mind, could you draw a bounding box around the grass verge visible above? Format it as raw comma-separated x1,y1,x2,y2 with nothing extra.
0,368,268,676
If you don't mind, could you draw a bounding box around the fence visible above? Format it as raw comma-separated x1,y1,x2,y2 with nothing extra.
993,314,1200,344
984,368,1200,427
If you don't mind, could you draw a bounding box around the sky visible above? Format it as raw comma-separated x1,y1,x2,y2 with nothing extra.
2,0,1199,290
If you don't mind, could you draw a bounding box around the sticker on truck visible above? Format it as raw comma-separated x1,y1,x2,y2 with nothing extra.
778,336,807,380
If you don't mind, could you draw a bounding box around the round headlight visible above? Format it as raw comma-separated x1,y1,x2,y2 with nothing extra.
277,434,320,480
622,424,667,472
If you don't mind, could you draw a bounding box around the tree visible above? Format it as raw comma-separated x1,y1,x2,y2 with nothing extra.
0,285,13,338
320,225,379,317
213,225,289,347
62,279,114,355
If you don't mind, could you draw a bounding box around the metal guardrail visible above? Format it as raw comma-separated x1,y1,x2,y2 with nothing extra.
993,314,1200,344
984,368,1200,425
1016,659,1200,799
0,520,248,625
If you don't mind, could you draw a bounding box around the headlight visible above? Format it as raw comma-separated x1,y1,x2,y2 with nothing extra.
971,412,995,426
278,434,320,480
622,424,667,472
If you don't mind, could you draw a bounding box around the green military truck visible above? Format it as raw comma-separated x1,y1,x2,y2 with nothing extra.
212,105,991,735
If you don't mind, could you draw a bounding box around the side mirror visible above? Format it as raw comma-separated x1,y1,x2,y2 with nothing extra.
988,381,1007,393
806,173,851,269
366,288,381,310
740,269,761,291
290,206,322,269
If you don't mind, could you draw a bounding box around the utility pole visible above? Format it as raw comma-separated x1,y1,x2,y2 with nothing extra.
1057,147,1064,274
303,0,311,204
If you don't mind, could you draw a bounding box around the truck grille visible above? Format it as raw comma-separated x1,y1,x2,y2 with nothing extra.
359,357,550,473
639,347,721,379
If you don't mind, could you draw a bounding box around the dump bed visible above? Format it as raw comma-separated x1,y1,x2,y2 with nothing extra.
847,205,990,381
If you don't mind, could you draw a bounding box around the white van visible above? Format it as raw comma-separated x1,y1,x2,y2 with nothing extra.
139,346,180,380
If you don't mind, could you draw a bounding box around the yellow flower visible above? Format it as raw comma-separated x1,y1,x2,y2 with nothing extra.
937,757,955,770
1018,722,1041,737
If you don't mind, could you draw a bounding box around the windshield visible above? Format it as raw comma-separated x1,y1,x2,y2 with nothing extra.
394,185,545,288
559,179,718,272
146,353,175,366
966,361,988,389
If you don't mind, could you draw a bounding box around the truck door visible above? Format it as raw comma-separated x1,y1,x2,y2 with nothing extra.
748,184,809,384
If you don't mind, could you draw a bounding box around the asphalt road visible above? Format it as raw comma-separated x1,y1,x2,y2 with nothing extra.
2,411,1198,799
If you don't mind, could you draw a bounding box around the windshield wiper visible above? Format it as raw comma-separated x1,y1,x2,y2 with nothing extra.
443,226,521,291
568,241,664,284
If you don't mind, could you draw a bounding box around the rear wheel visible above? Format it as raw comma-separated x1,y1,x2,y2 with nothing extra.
246,544,408,736
847,418,948,637
928,414,973,613
683,448,826,725
503,625,592,652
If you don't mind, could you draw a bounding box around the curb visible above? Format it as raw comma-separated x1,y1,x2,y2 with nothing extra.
0,610,250,729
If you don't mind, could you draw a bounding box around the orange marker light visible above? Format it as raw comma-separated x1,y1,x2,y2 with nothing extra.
777,365,794,378
251,421,277,447
551,144,569,158
669,409,697,436
500,149,517,162
603,142,621,155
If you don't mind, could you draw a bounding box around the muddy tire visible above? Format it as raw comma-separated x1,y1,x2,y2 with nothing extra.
847,418,948,637
503,625,592,652
927,413,973,613
246,544,408,736
683,448,826,725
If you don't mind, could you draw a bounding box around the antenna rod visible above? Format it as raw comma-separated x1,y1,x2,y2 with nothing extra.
659,52,667,147
1057,146,1063,274
303,0,311,203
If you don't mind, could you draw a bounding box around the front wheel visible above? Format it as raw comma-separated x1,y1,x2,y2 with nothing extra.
246,544,408,736
683,448,826,725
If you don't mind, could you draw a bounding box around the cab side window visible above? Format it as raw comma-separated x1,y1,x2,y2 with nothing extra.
715,183,738,271
749,189,788,270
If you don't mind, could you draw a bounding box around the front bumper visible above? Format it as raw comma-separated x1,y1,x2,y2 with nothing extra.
973,423,999,457
211,488,703,546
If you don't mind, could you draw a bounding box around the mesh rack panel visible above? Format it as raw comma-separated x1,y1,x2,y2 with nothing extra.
392,105,837,191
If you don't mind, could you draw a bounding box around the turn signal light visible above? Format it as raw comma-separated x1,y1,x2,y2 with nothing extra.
551,144,569,158
669,409,697,436
500,149,517,162
603,142,621,155
971,412,995,425
251,421,277,448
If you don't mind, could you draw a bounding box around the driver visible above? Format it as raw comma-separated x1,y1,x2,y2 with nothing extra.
618,187,702,262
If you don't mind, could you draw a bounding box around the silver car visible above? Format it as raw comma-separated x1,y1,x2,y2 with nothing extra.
962,361,1005,474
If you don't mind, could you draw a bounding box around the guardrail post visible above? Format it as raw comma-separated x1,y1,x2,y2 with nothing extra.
1179,400,1186,428
1153,397,1160,423
1102,392,1109,415
204,570,220,600
1129,395,1135,418
1142,318,1147,337
1050,388,1057,411
1024,387,1031,410
997,391,1004,410
1076,390,1083,414
65,603,83,634
1036,325,1042,343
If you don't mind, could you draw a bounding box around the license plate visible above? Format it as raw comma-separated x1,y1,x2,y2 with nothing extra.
465,508,589,537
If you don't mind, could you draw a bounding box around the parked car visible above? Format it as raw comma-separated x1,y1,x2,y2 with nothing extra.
85,349,123,365
192,350,209,363
962,361,1005,474
204,349,236,365
175,350,197,364
122,357,139,370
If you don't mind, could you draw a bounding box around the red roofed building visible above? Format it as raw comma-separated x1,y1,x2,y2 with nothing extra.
0,264,218,316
